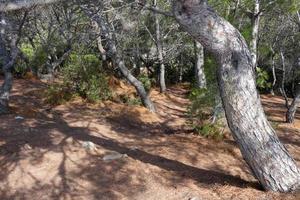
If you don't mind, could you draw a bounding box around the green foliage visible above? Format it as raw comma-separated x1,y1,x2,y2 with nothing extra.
187,55,225,140
256,67,272,90
20,43,35,59
138,73,152,92
62,54,111,102
44,84,74,105
189,88,215,107
193,123,224,140
45,53,111,104
120,94,142,106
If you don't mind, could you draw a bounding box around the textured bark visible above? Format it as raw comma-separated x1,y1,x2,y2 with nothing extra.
0,15,17,114
194,41,206,89
286,85,300,123
173,0,300,192
250,0,261,68
153,0,166,93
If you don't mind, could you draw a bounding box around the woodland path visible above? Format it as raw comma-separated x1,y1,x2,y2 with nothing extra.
0,79,300,200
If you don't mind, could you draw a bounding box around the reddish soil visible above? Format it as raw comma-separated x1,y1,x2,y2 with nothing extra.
0,79,300,200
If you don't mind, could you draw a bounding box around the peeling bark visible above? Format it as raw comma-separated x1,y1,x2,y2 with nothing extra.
173,0,300,192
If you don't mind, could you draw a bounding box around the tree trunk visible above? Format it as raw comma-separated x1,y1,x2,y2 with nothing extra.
194,41,206,89
116,57,156,112
280,51,289,109
153,0,166,93
286,84,300,123
173,0,300,192
250,0,261,68
0,15,15,114
0,65,13,114
86,12,155,112
92,21,107,62
270,48,276,95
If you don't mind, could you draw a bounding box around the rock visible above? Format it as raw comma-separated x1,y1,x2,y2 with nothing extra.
15,116,24,120
130,146,138,151
102,152,128,162
189,197,200,200
23,144,32,150
82,141,96,151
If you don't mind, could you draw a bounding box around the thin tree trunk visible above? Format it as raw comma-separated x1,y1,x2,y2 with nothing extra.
286,84,300,123
280,51,289,109
173,0,300,192
52,47,72,71
194,41,206,89
85,11,155,112
250,0,261,68
153,0,166,93
233,0,240,20
270,48,276,95
297,11,300,27
92,21,107,62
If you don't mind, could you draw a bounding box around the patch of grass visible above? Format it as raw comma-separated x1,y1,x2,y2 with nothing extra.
193,123,225,141
120,94,142,106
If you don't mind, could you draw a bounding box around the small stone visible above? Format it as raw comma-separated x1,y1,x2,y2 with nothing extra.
102,152,128,162
130,146,138,151
15,116,24,120
189,197,200,200
82,141,96,151
23,144,32,150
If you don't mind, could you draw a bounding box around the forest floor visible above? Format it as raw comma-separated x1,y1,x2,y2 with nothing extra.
1,78,300,200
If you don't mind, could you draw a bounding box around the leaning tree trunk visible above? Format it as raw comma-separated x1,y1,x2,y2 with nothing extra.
286,84,300,123
194,41,206,89
173,0,300,192
85,11,156,112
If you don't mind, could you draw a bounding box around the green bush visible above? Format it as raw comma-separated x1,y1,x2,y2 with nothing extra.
187,55,225,140
120,94,142,106
193,123,224,140
256,67,272,90
62,54,112,102
138,73,152,92
45,53,112,104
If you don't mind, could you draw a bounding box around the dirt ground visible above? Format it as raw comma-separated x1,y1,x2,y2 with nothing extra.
1,79,300,200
